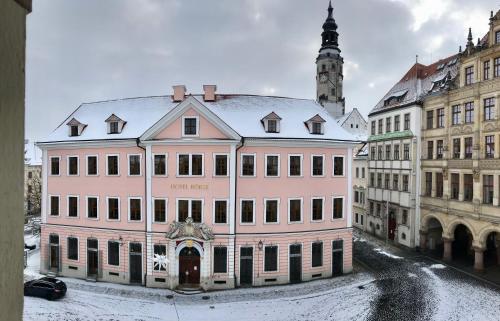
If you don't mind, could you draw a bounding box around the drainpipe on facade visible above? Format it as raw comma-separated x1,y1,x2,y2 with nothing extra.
137,138,147,286
234,138,244,287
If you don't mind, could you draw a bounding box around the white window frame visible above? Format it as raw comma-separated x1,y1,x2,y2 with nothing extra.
176,198,204,223
239,198,256,225
152,153,168,177
107,240,120,266
311,241,323,268
66,155,79,176
263,198,280,224
263,244,280,272
49,156,61,176
153,243,168,272
310,197,325,222
264,154,280,177
106,154,120,176
287,154,303,177
127,154,142,176
176,153,204,177
240,153,256,177
128,197,143,222
86,155,99,176
48,194,60,217
66,236,79,261
212,199,229,225
287,197,303,224
85,195,99,220
212,245,229,274
311,154,325,177
332,196,345,220
181,115,200,137
152,197,168,224
66,195,79,218
106,196,120,221
213,153,229,177
332,155,345,177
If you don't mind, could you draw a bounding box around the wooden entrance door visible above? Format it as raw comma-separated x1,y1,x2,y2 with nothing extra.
129,243,143,284
332,239,344,276
289,244,302,283
87,238,98,278
178,247,200,286
388,210,396,240
239,247,253,286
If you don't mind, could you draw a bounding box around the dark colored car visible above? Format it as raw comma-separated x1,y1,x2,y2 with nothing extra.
24,277,67,300
24,243,36,250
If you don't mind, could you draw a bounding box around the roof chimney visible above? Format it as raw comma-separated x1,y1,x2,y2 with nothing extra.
172,85,186,102
203,85,217,102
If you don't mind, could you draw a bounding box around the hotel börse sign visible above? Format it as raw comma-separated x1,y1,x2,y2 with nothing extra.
171,184,208,190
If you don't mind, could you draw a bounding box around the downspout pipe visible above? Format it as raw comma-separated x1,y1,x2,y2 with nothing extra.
136,138,147,286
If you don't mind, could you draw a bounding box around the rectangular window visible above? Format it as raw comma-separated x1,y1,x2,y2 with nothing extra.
178,154,203,176
178,200,189,222
484,97,495,121
87,197,98,219
370,173,375,187
426,110,434,129
67,237,78,260
393,174,399,190
241,154,255,176
128,155,141,176
425,172,432,196
453,138,461,159
312,155,324,176
153,245,167,271
483,175,494,204
377,173,382,188
332,197,343,219
266,155,280,177
385,145,391,160
401,210,408,225
404,113,410,130
108,241,119,266
436,140,443,159
484,60,490,80
402,175,409,192
354,191,359,203
450,173,459,200
311,198,323,221
378,119,383,134
464,137,473,159
452,105,461,125
68,196,78,217
465,66,474,85
264,246,278,272
371,121,376,135
362,168,365,178
177,199,202,223
191,200,202,223
403,144,410,160
386,117,391,133
107,155,119,175
370,147,376,160
241,199,255,224
265,199,279,223
288,155,302,176
437,108,445,128
464,174,473,202
108,198,119,220
267,120,277,133
214,247,228,273
497,31,500,44
70,125,79,137
333,156,344,176
394,144,400,160
394,115,400,131
154,154,166,176
427,141,434,160
355,167,359,178
312,122,323,134
464,102,474,124
289,199,302,222
87,156,98,175
436,173,443,198
485,135,495,158
378,146,383,160
384,173,390,189
109,121,119,134
495,57,500,78
214,154,228,176
129,198,141,221
214,200,227,224
50,196,59,216
154,199,166,223
311,242,323,267
68,156,78,176
183,117,198,136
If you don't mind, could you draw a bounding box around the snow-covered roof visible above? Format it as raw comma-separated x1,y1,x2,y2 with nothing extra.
41,95,358,143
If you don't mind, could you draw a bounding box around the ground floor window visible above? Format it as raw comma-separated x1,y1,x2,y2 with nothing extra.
67,237,78,260
311,242,323,267
264,245,278,272
213,246,227,273
153,244,167,271
108,241,119,266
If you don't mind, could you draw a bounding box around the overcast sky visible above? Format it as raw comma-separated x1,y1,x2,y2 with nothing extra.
26,0,495,142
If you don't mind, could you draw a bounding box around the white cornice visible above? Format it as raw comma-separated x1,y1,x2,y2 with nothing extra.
141,139,240,146
243,138,360,148
36,139,138,150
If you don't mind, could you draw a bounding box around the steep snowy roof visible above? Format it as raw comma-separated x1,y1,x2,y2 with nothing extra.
41,94,357,143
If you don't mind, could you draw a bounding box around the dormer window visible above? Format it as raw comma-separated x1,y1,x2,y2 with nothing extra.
105,114,126,134
66,118,86,137
261,112,282,133
306,114,326,135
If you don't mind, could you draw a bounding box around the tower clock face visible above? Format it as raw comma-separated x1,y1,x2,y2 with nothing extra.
319,72,329,83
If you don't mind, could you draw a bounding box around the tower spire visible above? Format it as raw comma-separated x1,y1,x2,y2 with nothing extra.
328,0,333,19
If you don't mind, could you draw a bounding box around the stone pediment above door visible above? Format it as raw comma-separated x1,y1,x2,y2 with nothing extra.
165,217,214,241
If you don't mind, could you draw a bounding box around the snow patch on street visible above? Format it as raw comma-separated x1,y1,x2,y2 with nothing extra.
429,264,446,269
373,248,403,259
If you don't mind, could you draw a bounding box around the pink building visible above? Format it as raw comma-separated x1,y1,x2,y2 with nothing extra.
37,85,357,290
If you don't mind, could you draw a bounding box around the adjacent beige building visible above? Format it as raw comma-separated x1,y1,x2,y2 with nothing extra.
420,11,500,271
353,145,368,231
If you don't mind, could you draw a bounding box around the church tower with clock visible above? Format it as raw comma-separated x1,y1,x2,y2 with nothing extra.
316,1,345,118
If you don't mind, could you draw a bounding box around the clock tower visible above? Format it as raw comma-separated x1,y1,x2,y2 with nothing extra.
316,1,345,118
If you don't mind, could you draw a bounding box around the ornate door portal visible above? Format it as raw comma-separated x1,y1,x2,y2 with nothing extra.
179,247,200,286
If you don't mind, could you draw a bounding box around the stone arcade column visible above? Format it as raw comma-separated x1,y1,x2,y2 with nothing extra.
443,237,453,262
473,246,485,271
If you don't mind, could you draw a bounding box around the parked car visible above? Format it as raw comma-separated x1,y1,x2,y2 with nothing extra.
24,277,67,300
24,243,36,250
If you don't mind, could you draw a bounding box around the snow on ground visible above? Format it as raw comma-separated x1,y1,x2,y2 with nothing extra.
373,248,403,259
429,264,446,269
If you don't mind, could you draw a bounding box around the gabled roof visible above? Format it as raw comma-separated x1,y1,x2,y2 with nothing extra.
105,113,124,122
306,114,326,123
66,118,84,126
337,108,367,126
261,111,282,121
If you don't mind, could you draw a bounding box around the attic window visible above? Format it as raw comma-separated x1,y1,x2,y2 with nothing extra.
312,122,323,134
66,118,86,137
268,120,278,133
105,114,126,134
109,122,119,134
70,126,79,137
262,112,282,134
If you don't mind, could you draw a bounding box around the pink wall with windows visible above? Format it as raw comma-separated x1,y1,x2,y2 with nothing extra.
155,108,227,139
